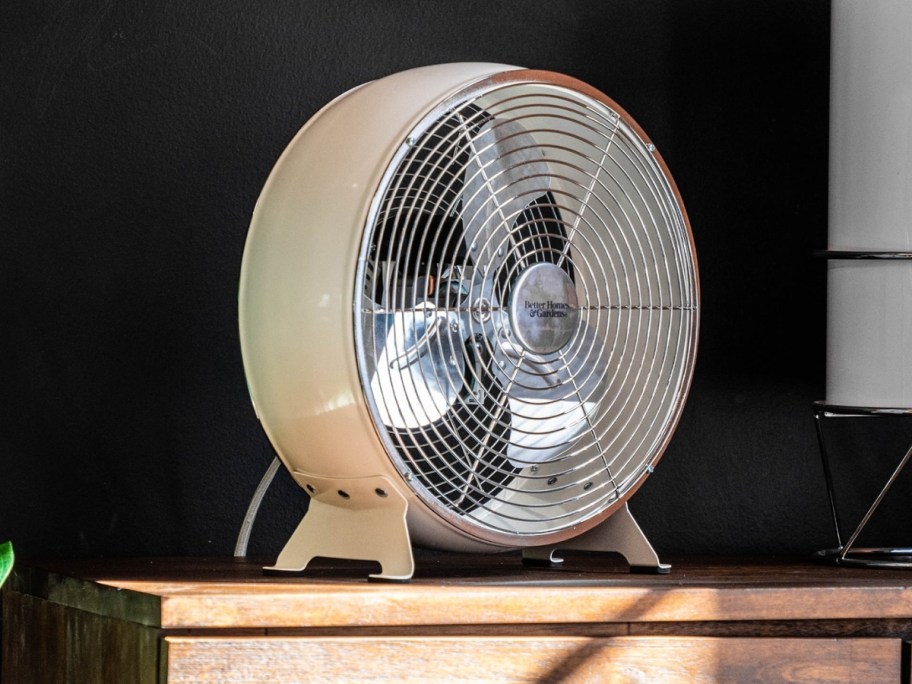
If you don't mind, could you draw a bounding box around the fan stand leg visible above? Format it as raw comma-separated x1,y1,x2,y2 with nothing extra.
265,473,414,582
522,503,670,574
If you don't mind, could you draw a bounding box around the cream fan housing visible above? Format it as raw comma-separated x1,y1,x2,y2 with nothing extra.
239,63,698,580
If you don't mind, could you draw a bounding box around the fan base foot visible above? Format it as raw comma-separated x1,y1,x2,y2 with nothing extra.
266,473,415,581
630,564,672,575
522,503,669,574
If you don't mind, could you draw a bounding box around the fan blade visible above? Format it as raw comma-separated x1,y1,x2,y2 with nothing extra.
463,156,587,469
370,302,467,429
461,118,551,284
406,380,515,514
493,322,608,467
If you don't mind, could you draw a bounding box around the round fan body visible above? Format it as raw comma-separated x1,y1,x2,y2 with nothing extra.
239,64,698,575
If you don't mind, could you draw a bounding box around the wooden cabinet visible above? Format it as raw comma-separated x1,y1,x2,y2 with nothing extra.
3,555,910,682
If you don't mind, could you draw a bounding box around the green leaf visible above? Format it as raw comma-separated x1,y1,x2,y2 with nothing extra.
0,541,13,588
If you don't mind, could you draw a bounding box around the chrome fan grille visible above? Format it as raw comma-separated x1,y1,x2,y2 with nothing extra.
355,75,698,540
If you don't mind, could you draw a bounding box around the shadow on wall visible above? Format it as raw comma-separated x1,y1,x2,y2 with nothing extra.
0,0,838,559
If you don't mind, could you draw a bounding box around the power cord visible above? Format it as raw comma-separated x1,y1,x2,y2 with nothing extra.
233,456,282,557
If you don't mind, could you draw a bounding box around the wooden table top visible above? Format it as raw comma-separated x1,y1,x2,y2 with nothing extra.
10,554,912,630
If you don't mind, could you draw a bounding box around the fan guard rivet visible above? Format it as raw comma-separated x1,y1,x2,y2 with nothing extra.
472,298,492,323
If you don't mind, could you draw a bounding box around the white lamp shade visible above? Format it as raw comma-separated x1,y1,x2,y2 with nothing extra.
826,0,912,408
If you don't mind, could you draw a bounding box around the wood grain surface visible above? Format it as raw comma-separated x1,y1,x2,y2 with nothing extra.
4,555,911,683
162,635,899,683
10,554,912,629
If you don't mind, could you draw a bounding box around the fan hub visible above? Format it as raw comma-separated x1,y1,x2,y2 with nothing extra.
508,263,579,355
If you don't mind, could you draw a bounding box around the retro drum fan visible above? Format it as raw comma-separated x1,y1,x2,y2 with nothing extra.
239,64,698,580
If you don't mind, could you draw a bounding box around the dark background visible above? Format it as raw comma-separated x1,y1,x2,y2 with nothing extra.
2,0,904,561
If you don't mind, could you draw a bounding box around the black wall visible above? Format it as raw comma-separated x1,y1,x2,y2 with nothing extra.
6,0,893,562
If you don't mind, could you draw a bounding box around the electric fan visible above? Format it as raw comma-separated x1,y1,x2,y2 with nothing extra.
239,63,698,580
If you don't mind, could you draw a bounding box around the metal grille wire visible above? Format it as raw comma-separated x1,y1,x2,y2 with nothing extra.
355,77,697,539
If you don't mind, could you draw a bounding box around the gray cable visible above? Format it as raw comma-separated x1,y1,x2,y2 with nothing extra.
234,456,282,557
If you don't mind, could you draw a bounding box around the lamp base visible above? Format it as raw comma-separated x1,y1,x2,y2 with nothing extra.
814,547,912,570
814,401,912,570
